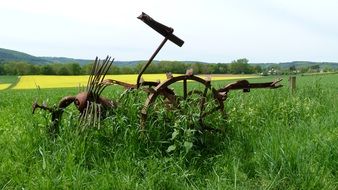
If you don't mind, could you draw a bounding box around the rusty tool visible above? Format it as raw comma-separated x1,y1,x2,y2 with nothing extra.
33,12,283,135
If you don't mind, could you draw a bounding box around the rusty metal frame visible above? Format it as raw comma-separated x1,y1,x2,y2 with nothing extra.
33,12,283,135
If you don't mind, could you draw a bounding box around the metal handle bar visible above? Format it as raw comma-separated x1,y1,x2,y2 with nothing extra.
138,12,184,47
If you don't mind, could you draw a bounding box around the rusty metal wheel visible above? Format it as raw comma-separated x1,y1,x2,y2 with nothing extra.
140,75,225,131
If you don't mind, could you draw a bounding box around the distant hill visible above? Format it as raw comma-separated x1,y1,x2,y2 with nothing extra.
254,61,338,69
0,48,51,64
1,47,338,69
0,48,144,66
40,57,143,66
41,57,92,65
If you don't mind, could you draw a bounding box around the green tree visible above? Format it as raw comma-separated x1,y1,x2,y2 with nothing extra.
109,65,121,74
3,63,17,75
229,58,252,74
27,64,41,75
41,65,56,75
119,66,135,74
0,64,4,75
309,65,320,72
68,63,82,75
57,66,70,75
215,63,228,74
289,65,296,72
252,65,262,73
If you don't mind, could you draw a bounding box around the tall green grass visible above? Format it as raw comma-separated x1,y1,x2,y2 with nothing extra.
0,74,337,189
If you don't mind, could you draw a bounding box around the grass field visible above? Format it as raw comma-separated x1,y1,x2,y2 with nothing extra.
0,76,18,90
0,74,337,189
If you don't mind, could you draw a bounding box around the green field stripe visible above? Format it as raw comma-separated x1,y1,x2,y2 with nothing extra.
3,76,20,90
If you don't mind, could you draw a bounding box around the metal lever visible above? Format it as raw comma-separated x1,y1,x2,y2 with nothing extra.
136,12,185,88
138,12,184,47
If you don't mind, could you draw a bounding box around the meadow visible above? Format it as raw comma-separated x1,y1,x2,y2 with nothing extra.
0,76,18,90
0,73,337,189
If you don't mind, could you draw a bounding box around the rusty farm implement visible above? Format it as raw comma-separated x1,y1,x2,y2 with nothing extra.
33,12,283,136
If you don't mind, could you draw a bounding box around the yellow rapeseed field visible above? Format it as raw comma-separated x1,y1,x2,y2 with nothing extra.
12,74,258,89
0,83,11,90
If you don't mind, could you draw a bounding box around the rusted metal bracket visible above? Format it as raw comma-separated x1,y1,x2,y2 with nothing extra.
136,12,184,89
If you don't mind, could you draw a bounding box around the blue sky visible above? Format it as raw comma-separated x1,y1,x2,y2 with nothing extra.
0,0,337,63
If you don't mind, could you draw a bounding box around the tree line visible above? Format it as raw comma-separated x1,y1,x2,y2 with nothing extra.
0,58,265,75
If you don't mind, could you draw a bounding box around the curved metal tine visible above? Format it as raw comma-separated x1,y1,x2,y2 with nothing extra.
92,103,98,129
99,57,113,85
91,57,106,95
79,101,87,126
93,56,110,88
93,57,113,96
91,56,108,94
79,102,102,130
96,58,114,95
90,58,102,94
88,102,96,128
100,57,114,83
79,101,91,130
87,57,99,92
86,57,96,91
88,58,99,93
91,103,98,126
95,103,102,129
97,103,101,129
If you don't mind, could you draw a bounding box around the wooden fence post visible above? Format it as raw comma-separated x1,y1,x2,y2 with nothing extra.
289,76,296,94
